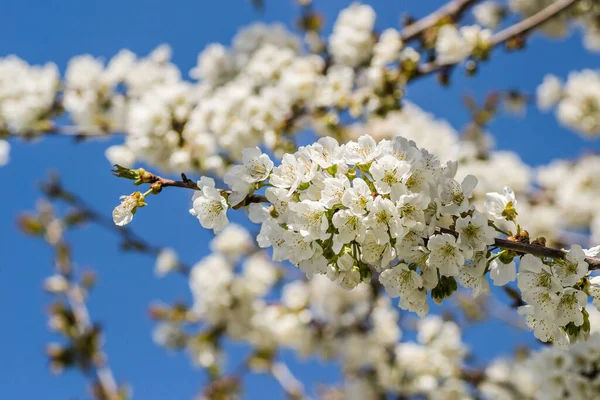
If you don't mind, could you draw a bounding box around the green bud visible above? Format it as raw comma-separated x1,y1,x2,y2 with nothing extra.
346,168,357,181
325,164,338,176
498,250,516,265
112,165,142,181
297,182,310,191
359,266,372,283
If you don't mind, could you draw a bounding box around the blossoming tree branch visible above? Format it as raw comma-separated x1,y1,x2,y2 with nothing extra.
6,0,600,399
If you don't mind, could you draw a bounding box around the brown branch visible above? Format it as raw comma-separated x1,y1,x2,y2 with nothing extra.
133,170,270,207
414,0,582,79
436,227,600,270
125,169,600,270
400,0,480,42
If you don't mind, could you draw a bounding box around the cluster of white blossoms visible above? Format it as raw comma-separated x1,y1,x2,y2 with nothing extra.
537,69,600,137
0,56,59,135
536,155,600,243
187,134,600,345
193,135,493,313
435,24,492,65
510,0,600,51
2,1,536,174
154,224,478,399
154,223,600,399
477,306,600,400
517,246,597,346
473,1,506,29
354,101,598,249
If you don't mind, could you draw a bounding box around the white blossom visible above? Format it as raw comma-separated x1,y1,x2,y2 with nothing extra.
189,177,229,232
155,248,179,277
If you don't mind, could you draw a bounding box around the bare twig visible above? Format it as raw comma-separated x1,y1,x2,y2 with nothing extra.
400,0,480,42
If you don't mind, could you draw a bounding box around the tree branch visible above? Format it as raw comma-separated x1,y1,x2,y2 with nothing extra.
127,170,270,206
414,0,582,78
118,167,600,270
436,227,600,270
400,0,480,42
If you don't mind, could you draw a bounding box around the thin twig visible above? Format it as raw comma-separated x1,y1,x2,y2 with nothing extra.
121,167,600,270
400,0,480,42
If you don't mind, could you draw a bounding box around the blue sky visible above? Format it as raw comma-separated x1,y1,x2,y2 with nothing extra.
1,0,599,398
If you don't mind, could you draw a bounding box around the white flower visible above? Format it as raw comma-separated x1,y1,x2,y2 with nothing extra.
105,145,136,168
285,230,317,264
44,275,69,293
332,209,366,253
555,288,587,327
360,229,395,269
427,234,464,277
282,281,310,310
372,28,402,66
224,146,274,201
588,276,600,310
398,289,429,317
379,262,423,298
345,135,379,165
328,3,376,67
289,200,329,240
555,69,600,136
189,43,234,84
536,74,563,110
0,140,10,166
489,258,516,286
333,253,362,290
366,196,406,239
439,173,478,215
321,176,350,208
456,253,490,297
298,245,328,278
553,244,588,287
484,186,517,222
435,25,490,65
436,25,470,64
242,252,278,297
211,224,254,261
112,192,142,226
308,137,345,169
473,1,504,29
370,155,411,194
270,153,314,194
190,177,229,232
517,254,562,296
155,248,179,277
393,193,427,233
455,211,496,257
342,178,373,215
